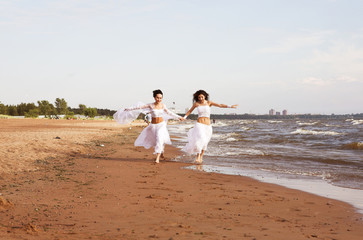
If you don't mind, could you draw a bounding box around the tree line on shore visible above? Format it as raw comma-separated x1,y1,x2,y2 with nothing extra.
1,99,362,120
0,98,116,119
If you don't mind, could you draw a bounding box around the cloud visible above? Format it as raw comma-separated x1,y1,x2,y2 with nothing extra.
0,0,165,27
300,77,331,86
258,30,334,54
336,75,360,83
299,75,362,87
301,41,363,82
306,42,363,65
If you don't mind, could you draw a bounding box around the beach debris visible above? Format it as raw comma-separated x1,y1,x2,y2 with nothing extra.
0,196,14,210
341,142,363,150
25,223,39,234
35,159,50,165
55,136,61,139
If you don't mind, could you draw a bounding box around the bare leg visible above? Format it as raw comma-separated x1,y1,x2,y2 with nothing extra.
196,153,202,164
155,153,161,163
199,150,205,163
160,152,165,159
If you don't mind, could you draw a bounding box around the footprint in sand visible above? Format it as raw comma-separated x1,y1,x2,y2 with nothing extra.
0,197,14,211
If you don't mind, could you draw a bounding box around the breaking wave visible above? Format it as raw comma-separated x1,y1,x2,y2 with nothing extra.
296,121,319,126
291,128,341,136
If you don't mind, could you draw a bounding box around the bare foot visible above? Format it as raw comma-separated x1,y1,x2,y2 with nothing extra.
155,153,161,163
196,165,204,171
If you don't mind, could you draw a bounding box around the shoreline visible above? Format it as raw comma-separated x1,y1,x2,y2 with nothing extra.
183,164,363,214
168,120,363,215
1,119,363,239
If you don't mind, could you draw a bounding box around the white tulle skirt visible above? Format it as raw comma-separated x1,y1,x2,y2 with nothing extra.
135,121,171,154
182,122,213,154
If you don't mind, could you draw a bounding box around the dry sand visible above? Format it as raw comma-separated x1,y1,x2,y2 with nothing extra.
0,118,362,239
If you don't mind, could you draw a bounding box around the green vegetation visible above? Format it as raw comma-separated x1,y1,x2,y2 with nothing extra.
84,107,98,118
0,99,116,119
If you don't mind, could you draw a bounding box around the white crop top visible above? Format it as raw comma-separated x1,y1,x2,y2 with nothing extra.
150,108,164,118
197,105,211,118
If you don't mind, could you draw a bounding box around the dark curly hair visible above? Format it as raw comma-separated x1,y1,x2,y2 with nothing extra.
153,89,163,97
193,90,209,102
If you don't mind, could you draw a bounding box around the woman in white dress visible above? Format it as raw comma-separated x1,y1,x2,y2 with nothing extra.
182,90,238,164
114,89,183,163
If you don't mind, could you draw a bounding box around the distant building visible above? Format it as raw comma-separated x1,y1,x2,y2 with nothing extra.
269,109,275,115
276,111,281,116
282,109,288,115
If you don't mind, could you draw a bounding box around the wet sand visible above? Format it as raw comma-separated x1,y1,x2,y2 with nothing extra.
0,119,362,239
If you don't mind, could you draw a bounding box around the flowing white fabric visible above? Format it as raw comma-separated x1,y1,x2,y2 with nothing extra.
113,102,181,154
113,102,180,125
135,121,171,154
113,102,148,125
182,122,213,154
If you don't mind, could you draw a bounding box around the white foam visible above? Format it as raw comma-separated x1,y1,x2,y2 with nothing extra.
242,149,265,155
222,148,265,156
240,126,249,131
212,133,225,139
212,132,240,140
291,128,341,136
239,120,258,124
203,145,264,157
352,120,363,125
268,120,283,123
297,121,319,126
324,124,340,127
264,168,333,179
226,137,237,142
213,122,229,127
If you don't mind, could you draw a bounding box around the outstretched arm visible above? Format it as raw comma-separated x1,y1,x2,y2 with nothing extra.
124,104,151,111
164,105,183,120
209,101,238,109
114,103,150,125
183,103,198,119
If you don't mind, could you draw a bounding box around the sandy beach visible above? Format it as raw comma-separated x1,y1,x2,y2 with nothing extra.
0,119,362,240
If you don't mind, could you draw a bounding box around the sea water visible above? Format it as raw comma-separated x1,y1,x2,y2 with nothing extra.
167,119,363,213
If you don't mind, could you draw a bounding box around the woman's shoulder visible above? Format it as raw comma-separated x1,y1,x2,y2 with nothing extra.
139,103,152,110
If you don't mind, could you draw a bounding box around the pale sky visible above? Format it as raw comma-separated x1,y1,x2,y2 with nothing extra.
1,0,363,114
